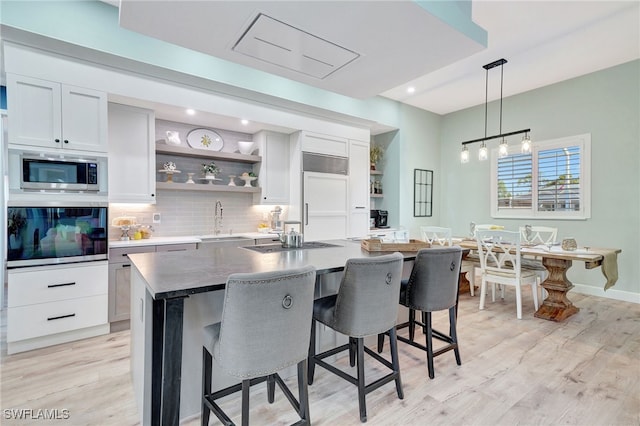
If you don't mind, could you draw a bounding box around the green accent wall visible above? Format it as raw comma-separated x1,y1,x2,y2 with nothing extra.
439,60,640,296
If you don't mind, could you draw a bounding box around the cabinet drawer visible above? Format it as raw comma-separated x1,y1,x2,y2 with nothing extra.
156,243,197,252
8,262,108,307
109,245,156,261
7,294,108,342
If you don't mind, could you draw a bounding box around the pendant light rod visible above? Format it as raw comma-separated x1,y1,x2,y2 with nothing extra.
461,128,531,146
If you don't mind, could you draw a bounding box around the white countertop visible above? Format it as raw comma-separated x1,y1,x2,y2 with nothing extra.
108,232,281,248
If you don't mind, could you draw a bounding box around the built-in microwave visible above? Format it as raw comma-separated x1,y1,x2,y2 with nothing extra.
20,154,100,191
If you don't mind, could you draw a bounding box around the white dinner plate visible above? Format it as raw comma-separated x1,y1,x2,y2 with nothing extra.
187,128,224,151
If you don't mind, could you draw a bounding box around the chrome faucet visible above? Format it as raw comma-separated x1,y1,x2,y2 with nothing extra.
214,200,223,235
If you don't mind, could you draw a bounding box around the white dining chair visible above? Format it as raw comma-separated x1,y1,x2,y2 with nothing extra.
476,230,540,319
519,225,558,296
420,226,477,296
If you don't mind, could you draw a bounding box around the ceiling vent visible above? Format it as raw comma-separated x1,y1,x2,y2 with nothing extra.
233,13,359,79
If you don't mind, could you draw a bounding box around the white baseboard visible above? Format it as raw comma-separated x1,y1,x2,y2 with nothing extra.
572,283,640,304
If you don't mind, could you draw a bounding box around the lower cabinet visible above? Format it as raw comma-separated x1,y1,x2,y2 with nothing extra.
7,261,109,354
108,243,197,331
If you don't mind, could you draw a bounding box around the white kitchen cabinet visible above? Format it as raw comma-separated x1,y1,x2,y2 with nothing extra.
108,243,196,331
6,73,108,152
252,130,290,204
348,140,370,238
7,261,109,354
108,103,156,203
300,131,348,157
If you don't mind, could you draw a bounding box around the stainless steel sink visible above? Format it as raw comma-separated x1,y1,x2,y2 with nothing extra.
197,235,254,248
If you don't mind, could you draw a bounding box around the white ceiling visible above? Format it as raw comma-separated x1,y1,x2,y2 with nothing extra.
113,0,639,129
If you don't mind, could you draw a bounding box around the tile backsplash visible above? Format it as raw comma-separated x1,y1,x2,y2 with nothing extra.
109,191,288,240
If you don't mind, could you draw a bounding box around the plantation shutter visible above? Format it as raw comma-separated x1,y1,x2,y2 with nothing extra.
537,146,581,212
497,153,532,210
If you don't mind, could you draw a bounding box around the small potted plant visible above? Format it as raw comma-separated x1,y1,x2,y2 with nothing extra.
202,161,220,178
370,145,384,170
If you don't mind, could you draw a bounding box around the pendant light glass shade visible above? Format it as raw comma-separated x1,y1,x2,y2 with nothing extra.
499,138,509,157
478,142,488,161
460,145,469,163
521,133,532,154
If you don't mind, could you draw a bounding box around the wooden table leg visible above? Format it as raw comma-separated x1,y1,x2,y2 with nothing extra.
534,257,579,321
458,272,471,295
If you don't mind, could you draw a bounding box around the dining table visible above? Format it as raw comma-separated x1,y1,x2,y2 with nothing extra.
455,238,621,321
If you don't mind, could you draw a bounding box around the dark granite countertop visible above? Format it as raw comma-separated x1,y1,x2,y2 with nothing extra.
128,239,417,300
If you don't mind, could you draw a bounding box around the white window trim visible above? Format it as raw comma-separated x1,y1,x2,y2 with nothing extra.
490,133,591,220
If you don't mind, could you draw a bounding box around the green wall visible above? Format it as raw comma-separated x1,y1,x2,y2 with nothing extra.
439,60,640,297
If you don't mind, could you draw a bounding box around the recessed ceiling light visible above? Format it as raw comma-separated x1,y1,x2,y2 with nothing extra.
407,87,416,94
186,109,195,115
241,119,249,125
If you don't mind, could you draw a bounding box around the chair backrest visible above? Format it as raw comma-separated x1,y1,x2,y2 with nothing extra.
403,246,463,312
332,252,404,337
216,265,316,377
519,226,557,245
476,230,523,279
474,224,504,235
420,226,452,247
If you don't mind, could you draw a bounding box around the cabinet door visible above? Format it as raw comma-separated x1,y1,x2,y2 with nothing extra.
301,131,348,157
303,172,348,241
6,74,62,148
348,140,370,238
61,85,108,152
254,131,290,204
108,262,132,323
108,103,156,203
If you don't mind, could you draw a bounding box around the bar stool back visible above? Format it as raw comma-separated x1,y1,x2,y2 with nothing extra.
379,246,463,379
308,252,404,423
201,265,316,426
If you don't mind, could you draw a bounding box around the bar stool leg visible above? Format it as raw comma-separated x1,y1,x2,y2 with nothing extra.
297,359,311,424
267,374,276,403
425,312,435,379
356,337,367,423
449,307,461,366
388,326,404,399
408,308,416,341
241,379,250,426
308,319,316,385
349,337,357,367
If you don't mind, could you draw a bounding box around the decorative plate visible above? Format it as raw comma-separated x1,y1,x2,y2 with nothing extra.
187,128,224,151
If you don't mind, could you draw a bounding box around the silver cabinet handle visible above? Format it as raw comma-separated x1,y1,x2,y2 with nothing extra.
305,203,309,226
355,206,366,209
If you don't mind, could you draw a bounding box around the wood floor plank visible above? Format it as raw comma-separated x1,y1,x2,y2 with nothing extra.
1,289,638,425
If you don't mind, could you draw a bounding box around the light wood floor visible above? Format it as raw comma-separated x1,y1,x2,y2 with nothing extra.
1,289,639,425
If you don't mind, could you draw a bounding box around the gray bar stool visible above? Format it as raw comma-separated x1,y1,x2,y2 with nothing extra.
378,246,463,379
201,266,316,426
307,252,404,423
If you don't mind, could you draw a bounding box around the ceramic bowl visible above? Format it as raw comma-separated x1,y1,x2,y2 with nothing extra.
237,141,254,155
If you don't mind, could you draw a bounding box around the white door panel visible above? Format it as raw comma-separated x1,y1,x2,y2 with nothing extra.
303,172,348,241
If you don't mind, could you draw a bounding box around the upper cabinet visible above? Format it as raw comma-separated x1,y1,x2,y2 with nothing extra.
253,130,290,204
108,103,156,203
300,131,348,157
6,74,108,153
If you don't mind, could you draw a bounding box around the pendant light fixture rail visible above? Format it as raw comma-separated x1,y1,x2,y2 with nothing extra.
460,58,532,163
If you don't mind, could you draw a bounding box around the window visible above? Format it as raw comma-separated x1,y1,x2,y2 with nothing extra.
491,134,591,219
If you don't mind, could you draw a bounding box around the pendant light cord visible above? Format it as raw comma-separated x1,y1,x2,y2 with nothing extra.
499,62,504,134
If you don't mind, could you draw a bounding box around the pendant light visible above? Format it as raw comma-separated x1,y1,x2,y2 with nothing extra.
460,58,531,163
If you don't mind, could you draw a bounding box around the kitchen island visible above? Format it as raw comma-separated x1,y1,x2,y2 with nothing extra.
128,240,417,425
